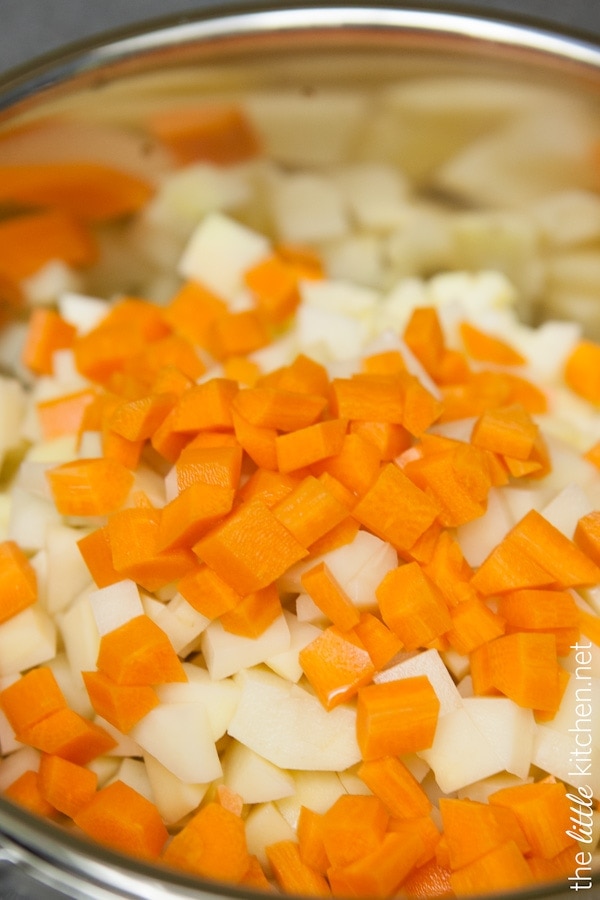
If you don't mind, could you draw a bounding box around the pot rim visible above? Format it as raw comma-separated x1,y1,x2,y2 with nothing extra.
0,3,597,898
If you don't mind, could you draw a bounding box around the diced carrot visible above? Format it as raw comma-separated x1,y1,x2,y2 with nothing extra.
77,526,122,588
169,379,239,433
351,612,403,670
4,770,57,818
471,509,600,595
46,457,134,518
194,499,308,595
564,339,600,405
231,407,278,470
578,607,600,646
107,505,196,592
403,306,446,380
73,322,147,386
460,321,526,366
307,516,361,558
439,798,530,871
37,388,97,440
240,855,273,891
0,161,153,221
300,561,360,630
107,392,177,442
297,807,330,875
352,463,441,555
239,467,299,508
583,438,600,469
0,209,97,281
101,427,145,470
158,482,235,551
401,858,453,898
244,254,301,323
276,418,348,473
96,614,187,685
470,631,561,712
527,845,579,883
311,432,381,497
147,104,261,166
38,753,98,818
0,540,38,624
219,582,282,637
82,670,160,732
362,349,407,376
404,444,491,529
387,815,441,868
124,333,206,387
331,373,404,424
233,386,327,432
216,783,244,817
208,309,270,360
21,307,77,375
264,353,330,398
162,279,228,346
496,588,579,633
299,626,375,710
75,780,169,860
376,561,451,650
422,530,477,608
327,829,424,898
175,443,243,492
266,840,331,897
178,562,242,619
162,801,251,881
357,756,431,820
471,404,539,461
16,707,117,765
321,794,389,869
350,419,412,461
223,355,262,387
99,296,170,342
449,840,535,896
0,666,66,735
356,676,440,760
489,781,577,859
276,243,325,281
574,509,600,565
446,595,506,654
401,374,444,437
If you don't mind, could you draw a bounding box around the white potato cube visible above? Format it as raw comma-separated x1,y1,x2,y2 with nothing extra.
244,802,297,875
265,611,322,683
222,740,295,804
462,696,534,779
200,613,291,680
131,701,222,784
143,751,208,825
178,211,270,301
375,650,463,718
57,589,100,682
156,664,240,741
228,666,360,771
149,593,210,656
0,604,57,677
270,173,348,244
88,580,144,637
45,523,94,615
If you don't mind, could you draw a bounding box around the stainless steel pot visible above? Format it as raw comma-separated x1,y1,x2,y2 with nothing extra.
0,4,598,898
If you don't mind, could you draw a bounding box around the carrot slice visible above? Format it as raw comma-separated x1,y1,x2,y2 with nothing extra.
244,253,301,323
178,563,242,619
0,540,38,624
446,596,506,654
46,457,134,517
77,526,122,588
449,840,535,896
574,509,600,565
169,379,239,433
96,614,187,685
157,482,235,551
320,794,389,868
37,388,97,441
356,676,440,760
271,475,348,548
403,306,446,380
404,444,491,528
233,386,327,433
299,626,375,710
163,279,228,346
297,807,329,875
439,798,530,870
38,753,98,818
376,561,451,650
331,373,405,424
0,161,153,221
401,858,453,898
0,209,97,281
276,418,348,473
328,829,424,898
175,443,243,492
311,432,381,497
470,631,561,712
74,780,169,860
471,404,539,460
207,309,270,360
219,582,282,638
162,801,251,881
352,613,404,670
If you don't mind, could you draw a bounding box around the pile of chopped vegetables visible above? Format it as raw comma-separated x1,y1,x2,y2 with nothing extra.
0,69,598,899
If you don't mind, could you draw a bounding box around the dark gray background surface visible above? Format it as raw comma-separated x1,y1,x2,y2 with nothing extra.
2,0,600,76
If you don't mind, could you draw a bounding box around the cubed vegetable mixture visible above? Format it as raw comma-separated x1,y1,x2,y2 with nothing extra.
0,64,598,898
